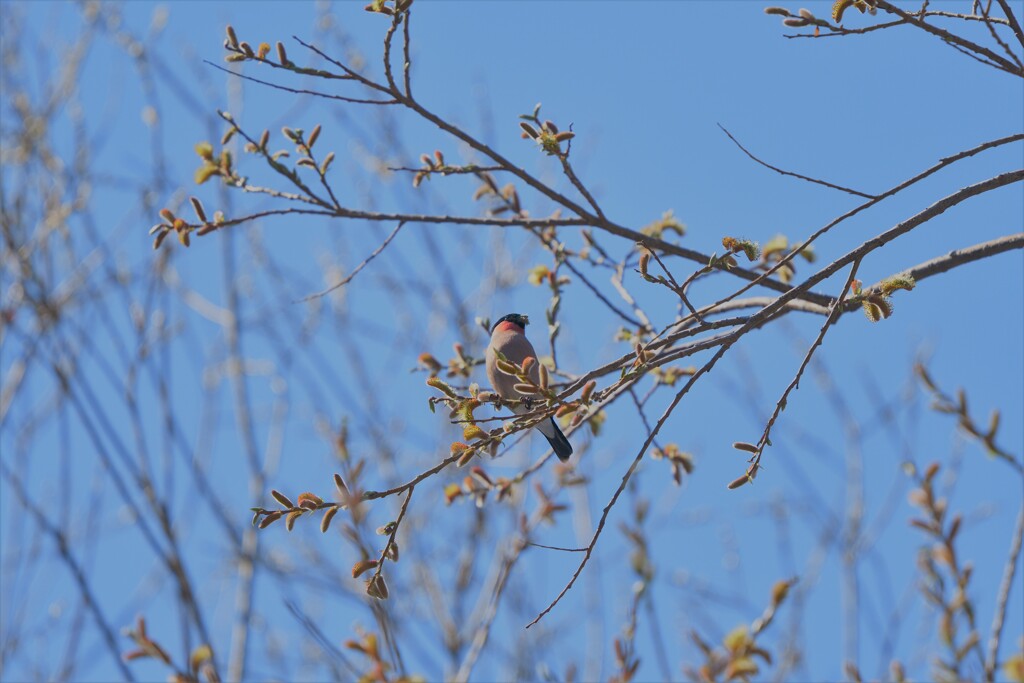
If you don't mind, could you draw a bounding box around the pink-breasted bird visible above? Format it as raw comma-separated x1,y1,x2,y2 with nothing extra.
485,313,573,461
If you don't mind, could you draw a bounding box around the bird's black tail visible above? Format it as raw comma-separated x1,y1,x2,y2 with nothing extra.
542,418,573,461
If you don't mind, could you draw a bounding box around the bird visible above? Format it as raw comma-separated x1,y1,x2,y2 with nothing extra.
485,313,573,461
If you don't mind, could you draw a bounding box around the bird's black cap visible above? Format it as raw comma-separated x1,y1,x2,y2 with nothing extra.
491,313,530,332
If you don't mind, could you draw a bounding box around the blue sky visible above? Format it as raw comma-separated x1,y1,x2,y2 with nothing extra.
2,2,1022,682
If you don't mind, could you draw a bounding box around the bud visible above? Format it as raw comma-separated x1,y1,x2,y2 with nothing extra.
321,506,338,532
728,474,751,490
519,122,539,139
189,197,207,223
258,511,283,528
352,559,378,578
321,152,336,174
496,359,520,375
308,124,322,149
638,250,652,280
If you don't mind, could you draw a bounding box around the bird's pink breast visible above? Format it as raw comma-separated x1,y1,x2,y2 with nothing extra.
495,321,524,333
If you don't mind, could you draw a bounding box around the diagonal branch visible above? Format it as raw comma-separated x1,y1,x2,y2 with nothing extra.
996,0,1024,49
746,258,862,480
718,124,876,199
873,0,1023,75
853,232,1024,303
525,342,732,628
297,222,405,302
985,502,1024,682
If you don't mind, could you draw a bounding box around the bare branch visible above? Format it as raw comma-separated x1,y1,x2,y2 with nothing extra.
718,124,877,199
297,222,405,302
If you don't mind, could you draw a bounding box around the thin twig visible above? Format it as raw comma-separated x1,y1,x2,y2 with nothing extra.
296,222,405,302
873,0,1023,75
996,0,1024,48
699,135,1024,318
718,124,877,199
204,61,398,105
372,486,414,583
0,462,137,682
985,502,1024,682
526,542,588,552
526,347,729,628
747,259,862,479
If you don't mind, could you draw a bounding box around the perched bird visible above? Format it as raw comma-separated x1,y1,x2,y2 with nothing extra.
485,313,573,461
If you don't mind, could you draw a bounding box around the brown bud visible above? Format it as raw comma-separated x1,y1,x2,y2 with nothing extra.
496,359,520,375
470,466,494,488
728,474,751,490
519,122,539,139
369,574,389,599
258,511,283,528
307,124,322,149
271,490,294,508
320,151,336,175
276,41,288,65
580,380,596,403
189,197,207,223
334,473,348,496
320,506,338,533
285,510,302,531
226,25,239,49
638,250,652,279
297,492,323,509
385,542,399,562
352,559,378,578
